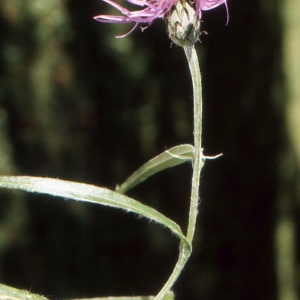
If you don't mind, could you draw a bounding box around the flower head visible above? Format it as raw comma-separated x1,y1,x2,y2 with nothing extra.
94,0,228,38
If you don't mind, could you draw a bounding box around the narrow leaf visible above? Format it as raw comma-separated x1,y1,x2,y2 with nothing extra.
116,144,193,194
0,284,174,300
0,176,189,250
0,283,48,300
69,290,174,299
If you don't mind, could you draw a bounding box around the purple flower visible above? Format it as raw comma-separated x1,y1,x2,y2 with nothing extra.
94,0,228,38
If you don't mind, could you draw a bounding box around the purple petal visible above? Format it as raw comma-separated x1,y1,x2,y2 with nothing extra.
94,0,228,37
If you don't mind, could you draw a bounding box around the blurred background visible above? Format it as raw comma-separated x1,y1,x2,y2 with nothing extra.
0,0,299,299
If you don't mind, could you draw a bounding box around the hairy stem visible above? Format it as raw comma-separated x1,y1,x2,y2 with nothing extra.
154,45,204,299
184,45,204,243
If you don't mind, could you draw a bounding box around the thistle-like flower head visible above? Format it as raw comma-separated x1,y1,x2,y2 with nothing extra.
94,0,228,38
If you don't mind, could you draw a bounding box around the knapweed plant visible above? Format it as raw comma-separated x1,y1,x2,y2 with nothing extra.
0,0,228,299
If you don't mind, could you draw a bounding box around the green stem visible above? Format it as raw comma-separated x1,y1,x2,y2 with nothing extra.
184,45,204,243
154,242,191,300
154,45,204,299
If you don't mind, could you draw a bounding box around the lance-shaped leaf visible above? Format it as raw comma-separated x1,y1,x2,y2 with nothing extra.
69,290,174,299
0,176,190,251
0,283,48,300
116,144,193,194
0,283,174,300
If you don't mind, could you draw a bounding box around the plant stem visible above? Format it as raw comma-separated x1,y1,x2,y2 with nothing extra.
154,45,204,299
154,242,191,300
184,45,204,243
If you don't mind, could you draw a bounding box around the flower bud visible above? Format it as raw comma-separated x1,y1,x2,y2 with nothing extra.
165,0,201,47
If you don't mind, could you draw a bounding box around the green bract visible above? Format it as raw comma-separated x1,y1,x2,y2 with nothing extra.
165,0,201,47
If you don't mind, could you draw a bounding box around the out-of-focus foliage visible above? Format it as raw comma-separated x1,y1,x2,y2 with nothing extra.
275,1,300,300
0,0,298,299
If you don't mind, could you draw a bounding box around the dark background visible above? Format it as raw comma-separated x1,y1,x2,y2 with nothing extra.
0,0,298,299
